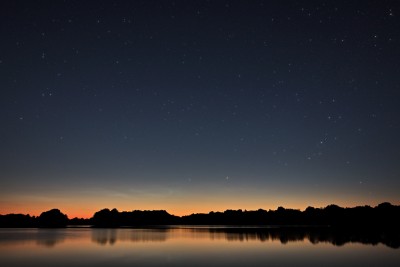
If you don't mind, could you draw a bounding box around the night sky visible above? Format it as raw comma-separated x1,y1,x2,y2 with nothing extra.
1,1,400,218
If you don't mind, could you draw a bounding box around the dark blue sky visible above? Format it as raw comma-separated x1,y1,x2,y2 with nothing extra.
1,0,399,217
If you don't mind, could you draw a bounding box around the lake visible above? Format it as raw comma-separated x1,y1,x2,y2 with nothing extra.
0,227,399,267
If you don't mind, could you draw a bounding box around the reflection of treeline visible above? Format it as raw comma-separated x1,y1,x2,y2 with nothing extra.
88,227,400,249
1,202,399,229
206,227,400,249
91,228,168,245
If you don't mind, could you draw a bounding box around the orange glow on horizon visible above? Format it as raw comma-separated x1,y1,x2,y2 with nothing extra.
2,197,399,219
2,185,399,219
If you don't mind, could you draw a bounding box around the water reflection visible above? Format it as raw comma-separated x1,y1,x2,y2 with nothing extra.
92,228,168,245
0,229,66,247
89,227,400,249
1,228,400,267
206,227,400,248
35,229,66,247
0,227,398,249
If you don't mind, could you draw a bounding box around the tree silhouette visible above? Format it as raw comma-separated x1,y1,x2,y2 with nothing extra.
38,209,68,227
1,203,399,230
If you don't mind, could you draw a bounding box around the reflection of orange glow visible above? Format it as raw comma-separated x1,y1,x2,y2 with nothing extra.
2,228,399,267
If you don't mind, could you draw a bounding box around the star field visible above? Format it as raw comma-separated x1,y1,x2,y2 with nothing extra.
0,1,399,217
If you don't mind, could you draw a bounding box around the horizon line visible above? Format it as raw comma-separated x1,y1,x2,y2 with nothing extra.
1,201,396,219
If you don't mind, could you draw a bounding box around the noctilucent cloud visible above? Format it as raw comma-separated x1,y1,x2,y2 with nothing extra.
1,1,399,218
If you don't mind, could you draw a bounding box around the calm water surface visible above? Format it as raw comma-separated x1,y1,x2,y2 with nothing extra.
0,227,399,267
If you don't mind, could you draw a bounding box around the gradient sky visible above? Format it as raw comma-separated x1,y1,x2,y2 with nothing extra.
1,0,400,218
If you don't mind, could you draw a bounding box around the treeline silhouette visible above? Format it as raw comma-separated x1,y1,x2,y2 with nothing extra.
0,209,69,228
1,202,399,229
